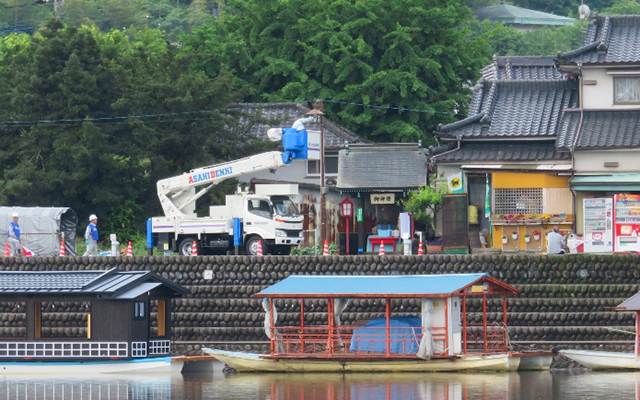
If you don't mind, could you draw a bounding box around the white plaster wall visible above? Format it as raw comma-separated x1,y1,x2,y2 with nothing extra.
574,150,640,173
582,67,640,109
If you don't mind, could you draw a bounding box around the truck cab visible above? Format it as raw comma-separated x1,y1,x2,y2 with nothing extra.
243,195,303,255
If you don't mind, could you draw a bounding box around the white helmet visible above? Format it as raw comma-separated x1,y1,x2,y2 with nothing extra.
89,214,98,221
11,212,18,218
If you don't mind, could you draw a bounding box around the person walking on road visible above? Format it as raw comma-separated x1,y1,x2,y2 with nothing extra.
546,226,566,254
83,214,99,256
6,212,21,256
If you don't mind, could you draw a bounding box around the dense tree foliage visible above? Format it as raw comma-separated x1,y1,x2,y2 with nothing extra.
183,0,492,143
472,18,583,56
0,20,268,237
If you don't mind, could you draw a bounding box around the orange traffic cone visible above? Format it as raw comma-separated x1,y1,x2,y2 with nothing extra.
4,242,10,257
59,240,65,256
256,240,263,256
418,241,424,256
322,240,329,256
126,241,133,257
192,240,198,256
378,242,385,256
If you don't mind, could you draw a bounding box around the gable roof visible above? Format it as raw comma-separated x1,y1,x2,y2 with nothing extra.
230,103,364,148
437,80,578,140
434,141,571,163
481,56,566,81
557,15,640,64
0,268,189,298
256,273,518,298
336,144,427,191
474,4,575,26
557,109,640,150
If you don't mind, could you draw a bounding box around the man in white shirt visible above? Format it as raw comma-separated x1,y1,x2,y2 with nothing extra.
547,227,566,254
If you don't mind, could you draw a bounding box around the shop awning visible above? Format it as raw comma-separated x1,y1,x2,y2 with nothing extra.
570,173,640,192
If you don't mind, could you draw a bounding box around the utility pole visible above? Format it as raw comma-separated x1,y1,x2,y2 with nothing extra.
306,101,326,247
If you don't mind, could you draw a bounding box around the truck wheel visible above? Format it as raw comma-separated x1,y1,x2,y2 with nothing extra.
245,236,264,256
178,238,196,256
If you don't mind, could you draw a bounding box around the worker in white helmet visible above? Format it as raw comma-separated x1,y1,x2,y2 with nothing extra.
83,214,99,256
6,212,21,256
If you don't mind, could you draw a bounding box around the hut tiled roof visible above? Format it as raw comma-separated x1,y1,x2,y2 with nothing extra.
229,103,364,148
336,144,427,191
0,268,188,297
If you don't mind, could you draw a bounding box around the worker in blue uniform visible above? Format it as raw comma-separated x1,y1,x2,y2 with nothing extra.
6,212,21,256
83,214,99,256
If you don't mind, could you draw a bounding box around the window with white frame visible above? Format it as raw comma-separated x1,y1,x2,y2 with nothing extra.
494,188,543,215
307,155,338,176
614,77,640,104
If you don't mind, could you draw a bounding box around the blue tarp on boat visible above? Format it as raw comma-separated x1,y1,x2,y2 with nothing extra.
349,316,422,354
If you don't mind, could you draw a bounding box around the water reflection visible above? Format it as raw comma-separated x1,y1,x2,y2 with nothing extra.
1,369,640,399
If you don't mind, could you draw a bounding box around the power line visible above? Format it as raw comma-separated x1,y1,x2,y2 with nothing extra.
0,100,468,127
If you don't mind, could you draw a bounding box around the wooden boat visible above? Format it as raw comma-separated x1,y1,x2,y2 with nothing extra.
0,268,189,374
204,273,552,373
559,349,640,370
203,348,518,372
0,356,184,374
561,291,640,369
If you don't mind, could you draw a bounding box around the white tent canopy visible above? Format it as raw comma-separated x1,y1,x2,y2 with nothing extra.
0,207,77,256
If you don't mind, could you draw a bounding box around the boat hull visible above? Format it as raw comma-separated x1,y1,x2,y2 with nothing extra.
203,349,519,373
0,356,183,375
560,349,640,370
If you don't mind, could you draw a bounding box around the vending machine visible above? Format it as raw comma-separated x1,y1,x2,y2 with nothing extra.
583,198,613,253
614,194,640,252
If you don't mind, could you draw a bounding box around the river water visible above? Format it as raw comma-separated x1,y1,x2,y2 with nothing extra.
0,369,637,400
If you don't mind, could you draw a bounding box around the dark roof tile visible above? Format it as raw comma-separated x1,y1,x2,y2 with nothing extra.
439,80,578,139
229,103,364,148
0,268,188,297
558,16,640,64
557,109,640,149
434,141,570,162
481,56,566,81
337,144,427,190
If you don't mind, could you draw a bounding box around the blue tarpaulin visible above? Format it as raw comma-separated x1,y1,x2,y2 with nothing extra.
349,316,422,354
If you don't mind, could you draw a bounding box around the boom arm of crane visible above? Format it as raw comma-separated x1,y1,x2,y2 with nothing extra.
157,119,313,218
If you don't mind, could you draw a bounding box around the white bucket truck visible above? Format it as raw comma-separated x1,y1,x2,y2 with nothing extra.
148,118,319,255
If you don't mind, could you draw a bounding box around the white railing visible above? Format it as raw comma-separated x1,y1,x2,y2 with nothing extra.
131,342,147,358
0,342,128,358
148,340,171,355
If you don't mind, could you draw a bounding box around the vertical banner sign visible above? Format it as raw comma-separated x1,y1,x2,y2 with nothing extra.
485,173,491,219
447,172,464,194
356,207,363,222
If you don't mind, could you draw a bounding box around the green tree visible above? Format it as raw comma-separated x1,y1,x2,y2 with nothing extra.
0,20,267,238
400,183,449,230
184,0,494,143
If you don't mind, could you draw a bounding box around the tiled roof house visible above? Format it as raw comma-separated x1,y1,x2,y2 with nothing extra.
555,15,640,236
431,56,577,251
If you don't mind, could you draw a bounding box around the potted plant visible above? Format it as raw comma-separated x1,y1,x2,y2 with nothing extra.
524,233,531,243
511,231,518,240
502,235,508,244
533,230,541,241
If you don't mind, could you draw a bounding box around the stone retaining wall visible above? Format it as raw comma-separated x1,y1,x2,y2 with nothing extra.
2,254,639,367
